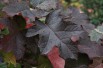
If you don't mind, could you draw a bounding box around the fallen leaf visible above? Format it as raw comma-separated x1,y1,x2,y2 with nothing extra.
47,46,65,68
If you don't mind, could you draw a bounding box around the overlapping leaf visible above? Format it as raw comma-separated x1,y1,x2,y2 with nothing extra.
61,7,95,32
30,0,57,11
2,1,50,21
78,34,103,59
61,7,88,25
21,9,49,21
3,2,29,16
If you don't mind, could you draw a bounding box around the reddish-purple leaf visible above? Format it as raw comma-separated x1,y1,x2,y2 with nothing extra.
47,46,65,68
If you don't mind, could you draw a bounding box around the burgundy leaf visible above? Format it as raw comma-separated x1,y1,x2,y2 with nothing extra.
26,9,86,59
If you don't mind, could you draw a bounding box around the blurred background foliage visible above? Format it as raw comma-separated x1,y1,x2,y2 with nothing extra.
64,0,103,25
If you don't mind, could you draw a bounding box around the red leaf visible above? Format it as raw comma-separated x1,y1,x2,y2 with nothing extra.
0,23,5,30
47,46,65,68
24,17,34,29
25,23,33,29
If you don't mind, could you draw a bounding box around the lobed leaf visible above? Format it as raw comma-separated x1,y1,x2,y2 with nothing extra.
89,26,103,42
26,8,87,59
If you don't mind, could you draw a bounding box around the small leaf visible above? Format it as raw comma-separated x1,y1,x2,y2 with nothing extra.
24,17,34,28
0,23,5,30
1,27,9,35
89,26,103,42
89,30,103,42
3,52,16,66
